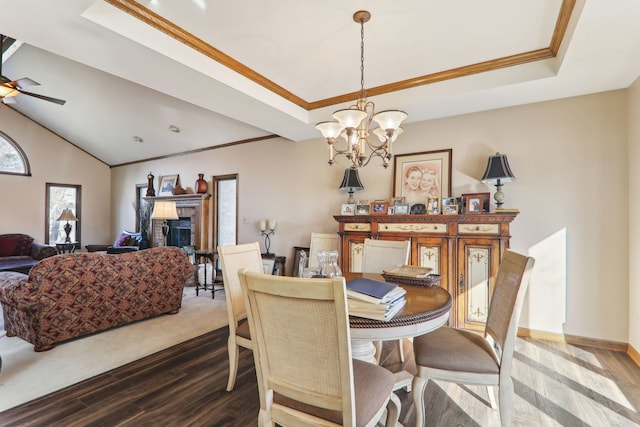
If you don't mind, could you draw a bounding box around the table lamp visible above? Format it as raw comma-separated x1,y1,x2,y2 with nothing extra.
480,152,516,208
151,201,179,246
56,208,78,243
339,168,364,204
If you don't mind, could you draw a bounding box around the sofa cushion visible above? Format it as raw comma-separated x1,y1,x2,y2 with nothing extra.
114,232,131,247
0,238,19,256
15,236,34,256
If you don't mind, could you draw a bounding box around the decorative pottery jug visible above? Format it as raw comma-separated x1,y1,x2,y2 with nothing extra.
195,173,208,194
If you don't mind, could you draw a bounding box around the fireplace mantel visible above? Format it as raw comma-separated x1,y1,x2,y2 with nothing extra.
144,194,211,249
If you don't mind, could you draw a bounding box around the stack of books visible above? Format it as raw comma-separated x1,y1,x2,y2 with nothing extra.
345,277,406,321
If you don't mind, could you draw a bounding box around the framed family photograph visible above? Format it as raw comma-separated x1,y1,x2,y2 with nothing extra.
462,192,490,214
355,203,371,215
371,200,388,216
443,204,459,215
158,174,179,196
395,203,410,215
426,196,440,215
341,204,355,215
393,149,452,207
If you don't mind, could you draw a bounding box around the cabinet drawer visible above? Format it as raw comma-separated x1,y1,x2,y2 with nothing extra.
379,223,447,233
344,223,371,232
458,223,499,234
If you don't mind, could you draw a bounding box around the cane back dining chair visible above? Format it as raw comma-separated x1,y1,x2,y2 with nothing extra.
308,232,340,269
411,250,535,427
361,238,411,361
218,241,264,392
238,270,401,427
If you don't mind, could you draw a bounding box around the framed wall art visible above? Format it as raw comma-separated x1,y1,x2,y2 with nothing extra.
393,149,452,206
158,174,179,196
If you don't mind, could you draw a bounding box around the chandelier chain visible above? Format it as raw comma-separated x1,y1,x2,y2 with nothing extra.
360,18,365,99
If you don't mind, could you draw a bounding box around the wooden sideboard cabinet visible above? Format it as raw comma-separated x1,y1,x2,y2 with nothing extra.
334,213,517,330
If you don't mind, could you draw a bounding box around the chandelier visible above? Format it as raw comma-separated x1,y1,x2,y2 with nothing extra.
315,10,407,169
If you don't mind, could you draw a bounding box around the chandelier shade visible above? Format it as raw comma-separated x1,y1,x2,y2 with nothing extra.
315,10,408,169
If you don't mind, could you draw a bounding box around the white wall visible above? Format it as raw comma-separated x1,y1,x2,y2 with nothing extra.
0,105,111,246
112,90,630,343
628,78,640,353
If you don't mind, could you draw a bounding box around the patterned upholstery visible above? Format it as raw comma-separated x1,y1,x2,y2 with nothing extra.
0,246,193,351
0,234,57,274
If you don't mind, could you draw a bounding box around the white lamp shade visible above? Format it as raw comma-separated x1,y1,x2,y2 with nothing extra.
373,126,403,143
56,208,78,222
315,121,344,139
372,110,408,130
151,201,179,220
333,108,367,129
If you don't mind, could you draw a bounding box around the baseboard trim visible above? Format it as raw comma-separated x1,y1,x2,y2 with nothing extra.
628,343,640,367
517,327,628,352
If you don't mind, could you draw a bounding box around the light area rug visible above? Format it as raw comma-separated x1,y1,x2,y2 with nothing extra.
0,290,228,412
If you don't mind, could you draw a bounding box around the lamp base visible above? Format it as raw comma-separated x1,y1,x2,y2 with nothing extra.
347,190,355,204
493,184,505,208
63,222,72,243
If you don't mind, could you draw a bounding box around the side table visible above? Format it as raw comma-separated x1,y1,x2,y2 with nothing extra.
194,248,218,298
56,242,78,254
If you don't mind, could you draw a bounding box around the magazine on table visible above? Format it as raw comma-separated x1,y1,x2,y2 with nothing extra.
346,277,406,304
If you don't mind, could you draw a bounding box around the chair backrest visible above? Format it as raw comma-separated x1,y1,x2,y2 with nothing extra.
361,238,411,274
218,242,263,327
485,250,535,372
308,232,339,268
238,270,356,425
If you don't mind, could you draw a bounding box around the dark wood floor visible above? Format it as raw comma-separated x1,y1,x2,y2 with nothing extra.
1,326,639,426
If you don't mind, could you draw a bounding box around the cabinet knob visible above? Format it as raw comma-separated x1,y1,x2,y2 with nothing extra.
459,274,464,292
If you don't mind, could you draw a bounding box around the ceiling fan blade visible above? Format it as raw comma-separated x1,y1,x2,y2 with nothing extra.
14,77,40,87
18,89,66,105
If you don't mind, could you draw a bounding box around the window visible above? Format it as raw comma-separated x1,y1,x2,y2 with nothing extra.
46,183,81,246
213,174,238,250
0,131,30,176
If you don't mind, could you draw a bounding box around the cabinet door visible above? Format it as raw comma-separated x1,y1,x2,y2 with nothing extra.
456,238,500,331
412,236,450,294
341,234,366,273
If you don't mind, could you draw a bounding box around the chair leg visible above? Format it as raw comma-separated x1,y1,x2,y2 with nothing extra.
412,375,429,427
226,339,239,392
498,377,513,427
487,385,498,409
396,339,405,363
384,392,401,426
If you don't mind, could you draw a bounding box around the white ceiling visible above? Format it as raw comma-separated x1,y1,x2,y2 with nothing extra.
1,0,640,166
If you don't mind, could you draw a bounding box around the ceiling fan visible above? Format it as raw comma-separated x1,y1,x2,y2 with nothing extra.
0,35,66,105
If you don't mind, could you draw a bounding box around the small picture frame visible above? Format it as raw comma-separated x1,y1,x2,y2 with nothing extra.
387,206,396,215
441,197,456,208
158,174,179,196
355,203,371,215
443,204,459,215
395,203,410,215
371,200,388,215
462,192,490,214
262,258,276,275
426,196,440,215
390,196,406,206
341,204,355,215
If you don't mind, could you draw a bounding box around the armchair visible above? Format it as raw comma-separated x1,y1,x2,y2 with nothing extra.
85,231,143,254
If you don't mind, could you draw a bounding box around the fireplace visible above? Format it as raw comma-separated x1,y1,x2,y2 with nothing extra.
147,194,211,249
168,218,192,248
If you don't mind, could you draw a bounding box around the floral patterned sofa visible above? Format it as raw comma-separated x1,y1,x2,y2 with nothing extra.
0,233,57,274
0,246,193,351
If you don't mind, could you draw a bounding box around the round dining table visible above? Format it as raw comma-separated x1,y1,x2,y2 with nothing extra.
345,273,452,391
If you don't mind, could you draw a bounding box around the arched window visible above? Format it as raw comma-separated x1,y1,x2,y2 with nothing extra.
0,131,31,176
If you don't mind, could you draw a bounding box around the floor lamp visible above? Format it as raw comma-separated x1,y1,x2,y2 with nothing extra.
151,201,179,246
